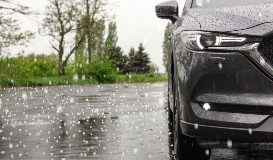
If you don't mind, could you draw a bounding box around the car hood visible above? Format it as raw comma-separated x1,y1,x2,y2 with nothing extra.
186,3,273,36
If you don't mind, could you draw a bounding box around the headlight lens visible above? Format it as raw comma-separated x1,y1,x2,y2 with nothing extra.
181,31,248,51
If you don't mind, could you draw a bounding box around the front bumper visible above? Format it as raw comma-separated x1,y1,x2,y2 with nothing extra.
175,45,273,145
181,116,273,147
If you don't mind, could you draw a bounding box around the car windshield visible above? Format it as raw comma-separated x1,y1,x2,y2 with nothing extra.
192,0,272,8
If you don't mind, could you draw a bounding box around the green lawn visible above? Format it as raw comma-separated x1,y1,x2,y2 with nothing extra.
0,74,167,87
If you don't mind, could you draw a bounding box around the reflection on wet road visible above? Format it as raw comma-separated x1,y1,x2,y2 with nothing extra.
1,82,273,160
0,83,169,159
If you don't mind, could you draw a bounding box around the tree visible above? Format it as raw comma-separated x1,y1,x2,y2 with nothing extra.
0,1,33,54
0,0,31,14
162,22,173,72
131,43,150,74
105,22,118,48
105,45,127,73
41,0,84,76
150,63,159,74
127,48,135,73
82,0,106,62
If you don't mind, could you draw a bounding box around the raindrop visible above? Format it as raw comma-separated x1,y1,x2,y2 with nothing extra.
73,74,79,82
133,148,138,154
260,58,266,65
44,89,48,94
82,75,86,81
57,105,64,114
70,98,75,103
227,139,232,148
19,152,23,157
9,143,13,149
22,92,27,101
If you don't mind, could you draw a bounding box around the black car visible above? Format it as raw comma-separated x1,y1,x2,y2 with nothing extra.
156,0,273,159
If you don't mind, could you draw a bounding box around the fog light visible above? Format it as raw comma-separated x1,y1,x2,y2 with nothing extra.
203,103,211,111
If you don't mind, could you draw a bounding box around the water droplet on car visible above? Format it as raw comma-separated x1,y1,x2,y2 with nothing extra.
205,149,210,156
248,128,253,135
218,63,223,70
227,139,232,148
203,103,211,111
194,124,199,130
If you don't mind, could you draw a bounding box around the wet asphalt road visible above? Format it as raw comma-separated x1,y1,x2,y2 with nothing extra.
0,82,273,160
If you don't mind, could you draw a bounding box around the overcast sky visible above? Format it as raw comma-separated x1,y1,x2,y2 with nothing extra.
12,0,186,73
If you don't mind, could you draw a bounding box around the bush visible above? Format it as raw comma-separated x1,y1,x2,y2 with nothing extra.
0,54,58,78
0,74,13,86
73,57,117,83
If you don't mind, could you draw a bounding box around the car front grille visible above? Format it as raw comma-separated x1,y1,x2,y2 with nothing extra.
258,35,273,65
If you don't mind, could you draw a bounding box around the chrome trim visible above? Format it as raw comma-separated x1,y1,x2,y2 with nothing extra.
208,43,273,77
215,37,247,46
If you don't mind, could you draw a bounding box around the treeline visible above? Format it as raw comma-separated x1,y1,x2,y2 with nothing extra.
0,0,161,85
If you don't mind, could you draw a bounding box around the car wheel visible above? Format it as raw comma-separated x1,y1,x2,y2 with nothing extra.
173,86,211,160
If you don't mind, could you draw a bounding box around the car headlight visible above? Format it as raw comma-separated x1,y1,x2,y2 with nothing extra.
181,31,249,51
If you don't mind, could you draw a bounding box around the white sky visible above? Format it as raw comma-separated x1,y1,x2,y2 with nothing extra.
12,0,186,73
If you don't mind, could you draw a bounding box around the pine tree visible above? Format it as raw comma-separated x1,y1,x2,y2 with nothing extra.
105,45,127,73
131,43,150,74
127,48,135,73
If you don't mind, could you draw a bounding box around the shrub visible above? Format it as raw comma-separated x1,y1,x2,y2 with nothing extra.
74,57,117,83
0,54,58,78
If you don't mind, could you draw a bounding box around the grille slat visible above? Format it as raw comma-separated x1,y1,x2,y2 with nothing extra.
258,36,273,64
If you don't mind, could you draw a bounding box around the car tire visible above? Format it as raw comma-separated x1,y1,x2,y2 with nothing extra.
172,83,211,160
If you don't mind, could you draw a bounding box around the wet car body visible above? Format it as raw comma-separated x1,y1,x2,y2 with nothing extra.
156,0,273,159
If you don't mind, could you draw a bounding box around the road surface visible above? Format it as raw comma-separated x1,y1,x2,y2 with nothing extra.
0,82,272,159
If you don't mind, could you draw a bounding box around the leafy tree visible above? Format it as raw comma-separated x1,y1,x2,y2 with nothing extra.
131,43,150,74
0,1,33,54
162,22,173,72
91,20,105,59
105,22,118,48
82,0,106,62
0,0,31,14
75,21,86,58
41,0,84,76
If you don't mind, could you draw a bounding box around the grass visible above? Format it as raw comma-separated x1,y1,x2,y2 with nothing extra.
116,74,168,83
0,74,167,87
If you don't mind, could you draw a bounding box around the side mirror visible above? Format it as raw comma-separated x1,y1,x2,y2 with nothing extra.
156,1,179,24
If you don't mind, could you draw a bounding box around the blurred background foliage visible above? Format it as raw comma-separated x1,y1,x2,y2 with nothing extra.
0,0,167,86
